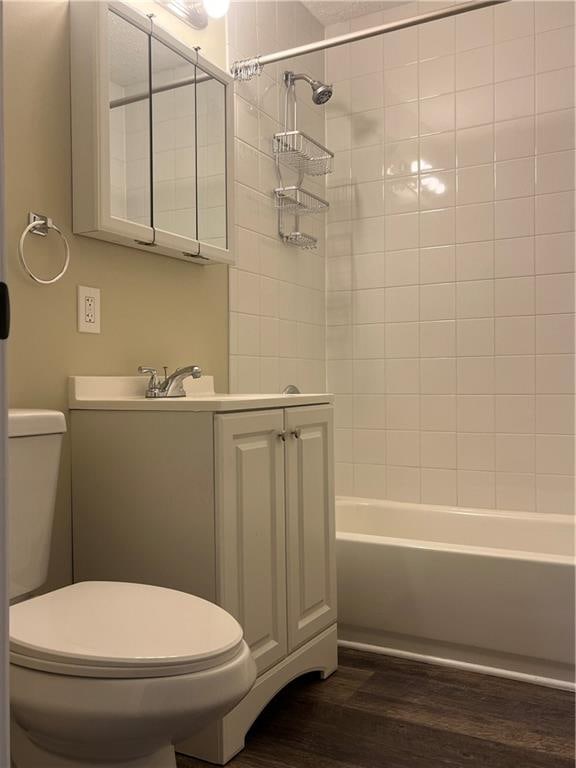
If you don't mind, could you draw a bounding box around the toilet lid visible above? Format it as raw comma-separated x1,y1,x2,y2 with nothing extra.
10,582,244,678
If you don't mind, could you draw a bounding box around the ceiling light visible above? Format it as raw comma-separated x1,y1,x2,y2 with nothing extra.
155,0,208,29
202,0,230,19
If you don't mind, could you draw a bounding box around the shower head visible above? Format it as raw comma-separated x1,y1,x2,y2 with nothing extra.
285,71,333,105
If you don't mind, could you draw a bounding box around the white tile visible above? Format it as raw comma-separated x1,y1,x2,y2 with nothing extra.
456,46,493,91
496,473,536,512
385,139,420,177
327,116,352,152
385,212,419,250
385,285,419,321
420,55,455,99
385,249,419,286
495,237,535,278
494,276,535,316
495,355,535,394
535,233,575,274
495,36,535,82
420,283,456,320
420,171,455,210
458,433,495,470
535,1,575,33
457,395,495,432
535,192,575,234
536,26,575,73
456,241,494,281
495,116,535,161
385,395,420,430
420,320,456,357
354,464,387,500
420,94,455,135
354,395,387,429
536,354,575,393
420,245,456,284
456,203,494,243
536,434,575,475
536,274,575,316
386,322,419,358
421,432,457,468
353,219,385,256
384,28,419,69
384,63,418,106
495,316,535,355
456,124,494,167
386,358,420,393
386,430,420,466
351,73,384,114
456,85,494,129
457,280,494,319
536,109,575,155
421,395,457,431
495,395,536,434
421,468,458,505
352,146,385,183
457,356,495,393
536,314,575,354
335,463,354,497
536,395,575,434
419,17,455,60
385,102,419,141
355,181,385,219
420,208,455,246
353,289,385,324
335,429,354,464
420,132,456,172
536,474,575,514
354,429,387,464
456,7,494,52
457,470,495,508
495,158,535,200
350,35,384,77
536,151,576,195
421,357,457,394
354,324,385,359
457,318,495,356
457,165,494,205
386,465,421,502
495,198,535,239
385,178,419,214
495,434,535,472
327,360,353,394
536,68,575,113
495,76,535,121
495,1,534,43
354,359,386,393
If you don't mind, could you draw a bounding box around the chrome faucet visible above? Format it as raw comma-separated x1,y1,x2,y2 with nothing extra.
138,364,202,398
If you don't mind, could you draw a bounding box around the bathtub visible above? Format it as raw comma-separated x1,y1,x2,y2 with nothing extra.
336,497,575,688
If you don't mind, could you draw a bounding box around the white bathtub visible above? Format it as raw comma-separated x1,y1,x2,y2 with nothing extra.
336,497,575,688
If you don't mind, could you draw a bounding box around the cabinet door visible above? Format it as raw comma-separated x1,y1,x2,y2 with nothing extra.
215,410,287,674
285,406,337,651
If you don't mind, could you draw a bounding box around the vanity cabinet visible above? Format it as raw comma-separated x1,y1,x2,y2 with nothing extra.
70,392,336,764
70,1,234,265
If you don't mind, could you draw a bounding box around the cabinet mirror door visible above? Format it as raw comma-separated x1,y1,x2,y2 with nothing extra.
107,9,152,230
151,38,198,244
196,67,227,250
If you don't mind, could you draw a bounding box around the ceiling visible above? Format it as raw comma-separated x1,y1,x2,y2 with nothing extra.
301,1,405,26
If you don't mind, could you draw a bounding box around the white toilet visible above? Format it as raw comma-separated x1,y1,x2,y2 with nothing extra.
8,409,257,768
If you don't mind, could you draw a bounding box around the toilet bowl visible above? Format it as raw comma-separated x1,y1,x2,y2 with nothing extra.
10,581,256,768
8,410,256,767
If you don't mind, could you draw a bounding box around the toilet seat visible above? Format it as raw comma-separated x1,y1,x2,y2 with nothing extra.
10,581,244,678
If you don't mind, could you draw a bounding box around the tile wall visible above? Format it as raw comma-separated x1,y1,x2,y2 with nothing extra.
228,0,328,393
325,0,575,512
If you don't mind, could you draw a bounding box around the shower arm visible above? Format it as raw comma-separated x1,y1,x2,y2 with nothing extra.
231,0,510,80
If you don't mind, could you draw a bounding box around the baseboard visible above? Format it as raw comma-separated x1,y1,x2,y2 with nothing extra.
338,639,576,692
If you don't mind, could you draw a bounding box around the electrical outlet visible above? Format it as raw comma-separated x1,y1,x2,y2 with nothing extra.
78,286,101,334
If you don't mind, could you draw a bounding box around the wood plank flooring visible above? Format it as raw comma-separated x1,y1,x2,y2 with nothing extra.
177,648,575,768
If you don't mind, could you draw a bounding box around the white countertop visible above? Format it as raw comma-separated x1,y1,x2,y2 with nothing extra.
68,377,333,412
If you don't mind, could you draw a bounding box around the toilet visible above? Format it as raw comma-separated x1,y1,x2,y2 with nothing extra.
8,409,257,768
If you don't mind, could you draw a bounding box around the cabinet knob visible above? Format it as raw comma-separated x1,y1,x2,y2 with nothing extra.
291,429,302,439
277,431,287,441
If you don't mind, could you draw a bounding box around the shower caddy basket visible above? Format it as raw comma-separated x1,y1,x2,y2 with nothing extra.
273,76,334,250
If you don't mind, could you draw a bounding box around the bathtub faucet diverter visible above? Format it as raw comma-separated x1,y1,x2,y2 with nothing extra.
138,364,202,398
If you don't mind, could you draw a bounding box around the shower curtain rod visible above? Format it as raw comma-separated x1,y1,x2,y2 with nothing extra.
230,0,510,80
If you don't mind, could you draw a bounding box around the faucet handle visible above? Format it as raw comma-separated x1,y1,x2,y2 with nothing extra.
138,366,160,398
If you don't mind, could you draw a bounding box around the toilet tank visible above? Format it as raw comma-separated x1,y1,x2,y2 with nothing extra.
8,410,66,600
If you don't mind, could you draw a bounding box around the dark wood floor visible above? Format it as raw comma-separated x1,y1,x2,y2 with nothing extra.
177,648,575,768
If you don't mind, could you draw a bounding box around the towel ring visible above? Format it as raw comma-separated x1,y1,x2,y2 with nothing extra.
18,214,70,285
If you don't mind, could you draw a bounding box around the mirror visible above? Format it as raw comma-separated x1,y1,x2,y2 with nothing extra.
151,38,198,241
196,69,227,249
107,10,151,227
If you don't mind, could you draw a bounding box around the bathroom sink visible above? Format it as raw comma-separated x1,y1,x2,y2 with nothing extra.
68,376,332,412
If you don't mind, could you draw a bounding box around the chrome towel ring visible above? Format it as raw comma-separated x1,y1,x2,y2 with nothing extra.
18,212,70,285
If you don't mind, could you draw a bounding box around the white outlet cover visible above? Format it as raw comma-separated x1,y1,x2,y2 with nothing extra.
78,285,101,334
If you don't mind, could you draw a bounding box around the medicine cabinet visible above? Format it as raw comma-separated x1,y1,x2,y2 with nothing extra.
70,1,234,264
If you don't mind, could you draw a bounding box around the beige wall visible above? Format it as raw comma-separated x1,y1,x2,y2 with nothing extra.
4,0,229,589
